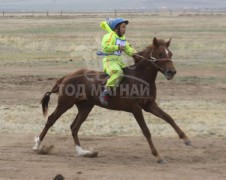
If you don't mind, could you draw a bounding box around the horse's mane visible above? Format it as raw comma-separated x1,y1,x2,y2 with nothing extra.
132,46,152,64
132,39,167,64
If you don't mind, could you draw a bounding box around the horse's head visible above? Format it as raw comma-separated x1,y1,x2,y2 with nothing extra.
150,37,176,80
133,37,177,80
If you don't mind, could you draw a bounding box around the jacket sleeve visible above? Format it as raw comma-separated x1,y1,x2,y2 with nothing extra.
100,21,113,33
124,41,136,57
102,32,119,53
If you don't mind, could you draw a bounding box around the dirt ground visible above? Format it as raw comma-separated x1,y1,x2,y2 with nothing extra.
0,61,226,180
0,135,226,180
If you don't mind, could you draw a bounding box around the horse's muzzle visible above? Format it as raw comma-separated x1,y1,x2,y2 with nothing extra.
165,68,177,80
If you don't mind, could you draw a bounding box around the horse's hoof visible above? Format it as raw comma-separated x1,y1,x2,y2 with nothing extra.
157,159,167,164
76,145,98,158
184,140,192,146
32,136,41,151
83,151,99,158
32,146,38,151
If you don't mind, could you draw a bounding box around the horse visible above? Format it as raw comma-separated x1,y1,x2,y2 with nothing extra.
33,37,191,163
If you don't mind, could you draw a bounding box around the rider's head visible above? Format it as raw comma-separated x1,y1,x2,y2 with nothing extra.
109,18,129,37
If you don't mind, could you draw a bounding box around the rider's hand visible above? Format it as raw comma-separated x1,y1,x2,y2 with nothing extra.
118,45,125,52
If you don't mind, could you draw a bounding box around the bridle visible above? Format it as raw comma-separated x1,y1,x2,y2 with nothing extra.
133,50,172,72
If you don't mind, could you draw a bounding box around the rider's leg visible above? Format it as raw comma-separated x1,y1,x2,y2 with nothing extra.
99,60,124,105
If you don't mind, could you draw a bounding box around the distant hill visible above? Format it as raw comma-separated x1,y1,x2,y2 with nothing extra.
0,0,225,11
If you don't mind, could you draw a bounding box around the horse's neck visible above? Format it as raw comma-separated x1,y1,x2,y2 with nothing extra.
124,60,158,83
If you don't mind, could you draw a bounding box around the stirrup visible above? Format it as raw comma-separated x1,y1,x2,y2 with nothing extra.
99,89,109,106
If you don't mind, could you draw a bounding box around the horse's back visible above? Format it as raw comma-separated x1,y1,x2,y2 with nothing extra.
61,68,105,83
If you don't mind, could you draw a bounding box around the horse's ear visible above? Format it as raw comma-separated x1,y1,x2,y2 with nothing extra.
166,38,171,47
153,37,159,48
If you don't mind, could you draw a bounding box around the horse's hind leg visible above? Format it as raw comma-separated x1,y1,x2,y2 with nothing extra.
148,102,191,146
70,102,98,157
33,103,73,150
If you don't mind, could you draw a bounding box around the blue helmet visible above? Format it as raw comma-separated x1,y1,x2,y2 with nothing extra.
108,18,129,30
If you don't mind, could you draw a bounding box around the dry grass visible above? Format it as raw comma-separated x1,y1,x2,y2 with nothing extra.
0,14,226,138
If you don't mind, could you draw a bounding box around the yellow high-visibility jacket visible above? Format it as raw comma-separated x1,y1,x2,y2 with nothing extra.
100,21,136,87
100,21,136,61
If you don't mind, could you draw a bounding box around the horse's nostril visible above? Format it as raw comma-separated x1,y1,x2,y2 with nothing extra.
173,70,177,75
171,69,176,74
166,69,176,76
166,70,171,74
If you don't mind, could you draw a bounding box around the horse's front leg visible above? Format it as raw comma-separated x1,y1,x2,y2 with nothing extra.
146,102,191,146
132,107,166,163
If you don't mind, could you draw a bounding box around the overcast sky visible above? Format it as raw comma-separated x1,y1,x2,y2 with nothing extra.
0,0,225,11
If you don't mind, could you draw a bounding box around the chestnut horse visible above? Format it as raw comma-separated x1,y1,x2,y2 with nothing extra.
33,37,191,163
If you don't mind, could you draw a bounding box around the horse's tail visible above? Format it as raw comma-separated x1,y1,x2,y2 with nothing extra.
41,76,65,117
41,92,52,117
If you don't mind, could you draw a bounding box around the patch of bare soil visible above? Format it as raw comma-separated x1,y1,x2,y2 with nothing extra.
0,134,226,180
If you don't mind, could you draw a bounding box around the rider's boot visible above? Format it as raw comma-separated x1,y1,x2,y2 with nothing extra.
99,87,110,106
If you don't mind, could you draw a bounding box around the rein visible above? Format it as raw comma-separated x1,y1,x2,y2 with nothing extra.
133,51,172,71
